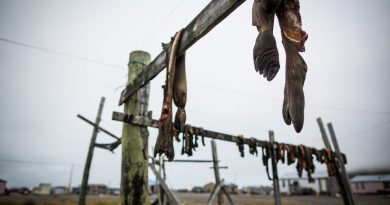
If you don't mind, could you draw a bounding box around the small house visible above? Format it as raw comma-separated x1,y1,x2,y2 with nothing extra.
0,179,6,195
87,184,108,195
203,182,215,193
350,174,390,194
279,171,339,195
32,183,51,195
51,186,68,195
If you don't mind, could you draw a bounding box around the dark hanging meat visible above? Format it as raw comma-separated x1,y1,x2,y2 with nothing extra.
277,0,308,133
173,52,187,133
154,30,184,161
252,0,281,81
236,135,245,157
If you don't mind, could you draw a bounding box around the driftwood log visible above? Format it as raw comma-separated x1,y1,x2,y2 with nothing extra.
253,0,308,133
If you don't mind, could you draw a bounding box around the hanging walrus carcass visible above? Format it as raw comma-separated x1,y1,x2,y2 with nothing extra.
252,0,308,133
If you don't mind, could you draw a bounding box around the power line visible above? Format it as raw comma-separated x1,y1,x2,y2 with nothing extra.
193,82,390,115
0,158,119,167
339,120,390,141
0,37,125,71
141,0,184,48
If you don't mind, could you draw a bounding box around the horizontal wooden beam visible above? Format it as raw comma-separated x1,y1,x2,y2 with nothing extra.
94,140,121,152
77,114,120,140
165,159,214,163
112,112,347,161
119,0,247,105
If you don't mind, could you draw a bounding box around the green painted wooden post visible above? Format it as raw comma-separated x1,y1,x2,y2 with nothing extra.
120,51,151,205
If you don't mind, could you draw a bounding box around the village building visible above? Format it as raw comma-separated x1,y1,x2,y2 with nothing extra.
51,186,68,195
0,179,6,195
350,174,390,194
279,171,339,195
224,183,239,194
203,182,215,193
86,184,108,195
32,183,51,195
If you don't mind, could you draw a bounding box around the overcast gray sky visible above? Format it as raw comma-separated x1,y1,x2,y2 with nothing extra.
0,0,389,190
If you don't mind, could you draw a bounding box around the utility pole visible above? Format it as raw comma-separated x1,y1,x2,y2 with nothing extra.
79,97,105,205
120,51,151,205
68,163,74,193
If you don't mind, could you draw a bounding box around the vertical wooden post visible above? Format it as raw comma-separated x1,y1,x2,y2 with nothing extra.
316,118,332,149
316,117,336,196
120,51,151,205
211,140,224,205
78,97,105,205
269,130,281,205
327,123,357,205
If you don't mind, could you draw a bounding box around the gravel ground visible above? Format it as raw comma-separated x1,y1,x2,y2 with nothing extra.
0,193,389,205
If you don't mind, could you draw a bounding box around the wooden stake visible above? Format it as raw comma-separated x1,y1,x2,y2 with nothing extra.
211,140,224,205
120,51,151,205
269,131,281,205
327,123,357,205
78,97,105,205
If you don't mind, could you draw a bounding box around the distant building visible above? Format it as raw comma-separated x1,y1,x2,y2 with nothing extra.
0,179,6,195
241,186,271,195
224,183,238,194
350,174,390,194
109,188,120,195
203,183,215,193
32,183,51,195
191,186,204,193
87,184,108,195
51,186,68,195
71,187,80,195
279,171,339,195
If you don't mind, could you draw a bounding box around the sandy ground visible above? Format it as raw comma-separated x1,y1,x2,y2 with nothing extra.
0,193,389,205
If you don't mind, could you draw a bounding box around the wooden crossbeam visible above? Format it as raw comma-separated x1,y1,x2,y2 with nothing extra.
77,114,120,140
119,0,246,105
112,112,347,161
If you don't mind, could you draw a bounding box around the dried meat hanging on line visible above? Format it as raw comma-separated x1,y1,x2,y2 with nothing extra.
154,29,184,161
252,0,308,133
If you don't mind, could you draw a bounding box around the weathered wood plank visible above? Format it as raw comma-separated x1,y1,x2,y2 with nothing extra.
119,0,247,105
77,114,120,140
327,123,357,205
149,163,180,205
79,97,105,205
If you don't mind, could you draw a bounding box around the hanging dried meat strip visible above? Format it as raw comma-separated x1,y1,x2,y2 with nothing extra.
249,137,258,156
252,0,281,81
262,141,273,180
154,30,184,161
236,134,245,157
173,52,187,133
